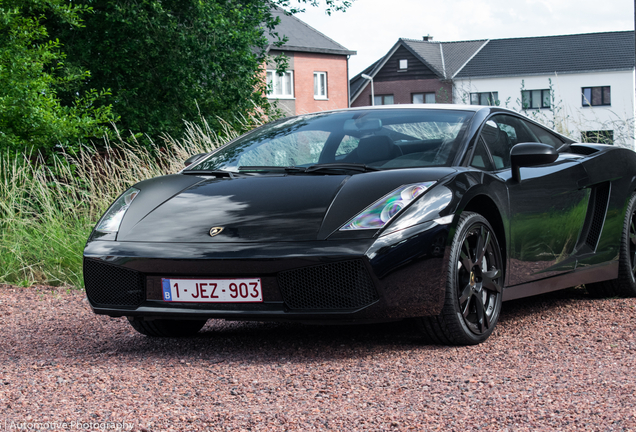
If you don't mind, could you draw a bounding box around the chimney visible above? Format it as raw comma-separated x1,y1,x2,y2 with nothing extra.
423,35,433,41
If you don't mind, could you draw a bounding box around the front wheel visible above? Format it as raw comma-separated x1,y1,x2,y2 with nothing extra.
127,317,207,337
417,212,504,345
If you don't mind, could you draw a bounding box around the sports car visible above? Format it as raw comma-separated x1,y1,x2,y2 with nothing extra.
83,105,636,345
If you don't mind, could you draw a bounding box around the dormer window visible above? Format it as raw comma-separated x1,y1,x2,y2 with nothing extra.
399,59,408,70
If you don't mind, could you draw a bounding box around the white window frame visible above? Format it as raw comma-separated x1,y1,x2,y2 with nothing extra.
313,71,328,100
399,59,408,70
266,70,294,99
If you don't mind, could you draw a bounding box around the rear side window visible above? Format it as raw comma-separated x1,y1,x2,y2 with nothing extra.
524,122,564,148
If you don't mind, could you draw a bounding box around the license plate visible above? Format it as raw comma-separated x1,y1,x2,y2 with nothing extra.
161,278,263,303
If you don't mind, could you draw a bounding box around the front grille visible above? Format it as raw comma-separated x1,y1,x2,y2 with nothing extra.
278,260,378,310
84,259,144,308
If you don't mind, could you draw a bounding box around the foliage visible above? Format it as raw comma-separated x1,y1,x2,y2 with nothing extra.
45,0,352,145
277,0,352,14
0,0,116,156
0,0,351,155
0,114,264,287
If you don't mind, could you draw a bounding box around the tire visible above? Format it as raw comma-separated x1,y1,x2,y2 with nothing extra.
586,192,636,298
127,317,207,337
417,212,504,345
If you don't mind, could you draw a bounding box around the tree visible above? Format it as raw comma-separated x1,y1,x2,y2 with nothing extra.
0,0,351,155
47,0,352,143
0,0,116,156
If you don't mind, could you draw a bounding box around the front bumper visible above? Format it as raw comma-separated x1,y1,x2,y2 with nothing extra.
83,222,451,323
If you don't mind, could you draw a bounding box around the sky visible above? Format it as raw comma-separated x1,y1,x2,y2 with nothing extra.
294,0,635,77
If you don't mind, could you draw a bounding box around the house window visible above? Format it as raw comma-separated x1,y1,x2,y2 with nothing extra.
581,130,613,144
266,70,294,98
470,92,499,106
399,59,408,70
521,89,550,109
373,95,394,105
313,72,327,99
582,86,611,107
412,93,436,104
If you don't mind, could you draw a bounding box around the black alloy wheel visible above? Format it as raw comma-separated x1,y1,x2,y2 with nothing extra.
628,206,636,281
587,192,636,298
457,222,502,335
418,212,504,345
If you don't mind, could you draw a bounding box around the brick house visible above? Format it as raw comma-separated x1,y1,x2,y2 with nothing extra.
266,9,356,116
349,37,485,107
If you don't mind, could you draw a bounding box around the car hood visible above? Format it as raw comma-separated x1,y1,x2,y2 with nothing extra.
116,168,456,243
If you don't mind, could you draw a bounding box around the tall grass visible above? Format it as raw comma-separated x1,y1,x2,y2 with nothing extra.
0,116,260,288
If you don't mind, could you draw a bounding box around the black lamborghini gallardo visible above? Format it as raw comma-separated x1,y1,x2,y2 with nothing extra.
84,105,636,344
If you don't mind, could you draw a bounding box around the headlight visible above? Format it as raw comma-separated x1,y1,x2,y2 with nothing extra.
340,182,435,230
95,187,140,233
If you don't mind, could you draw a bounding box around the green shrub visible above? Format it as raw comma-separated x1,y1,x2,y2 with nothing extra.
0,0,116,156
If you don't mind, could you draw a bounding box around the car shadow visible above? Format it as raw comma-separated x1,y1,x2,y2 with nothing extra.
105,285,599,364
498,284,590,323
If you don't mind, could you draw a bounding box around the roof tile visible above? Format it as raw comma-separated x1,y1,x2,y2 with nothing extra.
267,9,356,56
455,31,635,78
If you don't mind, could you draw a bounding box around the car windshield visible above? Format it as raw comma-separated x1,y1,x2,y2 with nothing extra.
188,108,474,172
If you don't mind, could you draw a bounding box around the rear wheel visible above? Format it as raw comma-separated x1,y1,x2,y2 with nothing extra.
417,212,504,345
586,192,636,298
127,317,207,337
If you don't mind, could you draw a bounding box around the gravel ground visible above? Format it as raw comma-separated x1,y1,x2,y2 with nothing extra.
0,284,635,431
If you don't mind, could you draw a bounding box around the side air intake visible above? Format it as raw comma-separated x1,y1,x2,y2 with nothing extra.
579,182,611,251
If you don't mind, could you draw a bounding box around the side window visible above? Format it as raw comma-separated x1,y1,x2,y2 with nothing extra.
470,139,494,171
480,114,555,170
524,121,564,149
480,117,514,170
498,124,518,144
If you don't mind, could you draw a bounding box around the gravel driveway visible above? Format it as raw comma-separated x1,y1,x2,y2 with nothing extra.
0,284,635,431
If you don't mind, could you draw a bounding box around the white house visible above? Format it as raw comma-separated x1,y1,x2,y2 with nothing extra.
451,32,635,148
351,31,635,148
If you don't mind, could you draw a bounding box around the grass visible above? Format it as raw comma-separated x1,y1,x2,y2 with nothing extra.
1,103,632,289
0,116,260,288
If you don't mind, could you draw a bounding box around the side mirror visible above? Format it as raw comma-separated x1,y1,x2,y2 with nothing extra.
184,153,207,168
510,142,558,182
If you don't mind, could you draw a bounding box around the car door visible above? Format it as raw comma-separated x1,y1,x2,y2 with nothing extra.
479,114,589,287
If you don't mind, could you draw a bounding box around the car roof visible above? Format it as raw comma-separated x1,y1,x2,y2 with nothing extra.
318,103,486,114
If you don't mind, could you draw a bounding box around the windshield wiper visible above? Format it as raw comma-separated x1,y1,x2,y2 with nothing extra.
182,169,246,178
238,165,305,173
236,164,380,175
304,163,380,173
